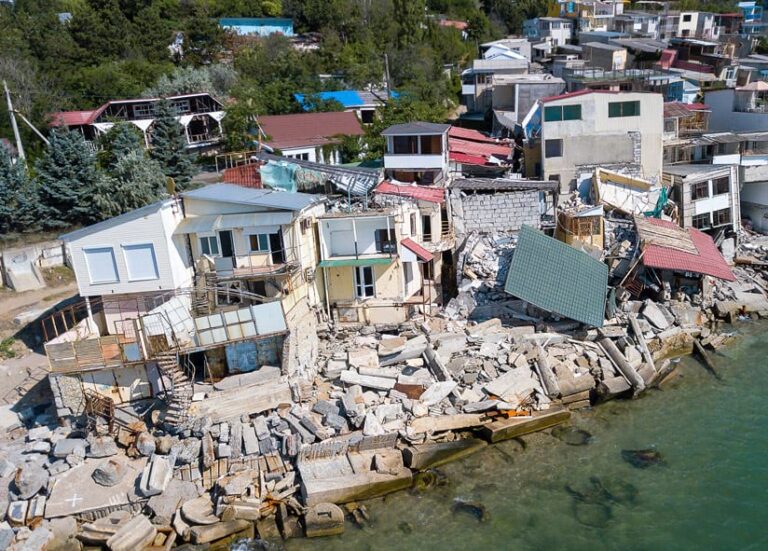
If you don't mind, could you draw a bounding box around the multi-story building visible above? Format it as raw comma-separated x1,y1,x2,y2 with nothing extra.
523,90,664,196
664,164,741,234
612,11,661,39
49,93,226,151
705,82,768,132
523,17,574,46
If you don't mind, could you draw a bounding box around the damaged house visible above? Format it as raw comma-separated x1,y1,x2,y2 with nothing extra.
42,184,329,430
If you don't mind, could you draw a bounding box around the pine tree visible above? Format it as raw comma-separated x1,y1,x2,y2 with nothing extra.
95,151,167,219
35,130,104,229
0,147,29,233
150,100,197,191
97,123,144,169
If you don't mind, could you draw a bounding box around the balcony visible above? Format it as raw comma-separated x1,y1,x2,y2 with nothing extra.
383,154,446,170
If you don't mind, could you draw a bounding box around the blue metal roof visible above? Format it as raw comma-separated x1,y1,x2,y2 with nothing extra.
219,18,293,27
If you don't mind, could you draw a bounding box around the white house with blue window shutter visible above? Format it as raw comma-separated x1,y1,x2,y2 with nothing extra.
61,198,193,299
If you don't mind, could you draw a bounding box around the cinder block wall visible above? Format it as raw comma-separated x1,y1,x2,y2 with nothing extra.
455,191,540,233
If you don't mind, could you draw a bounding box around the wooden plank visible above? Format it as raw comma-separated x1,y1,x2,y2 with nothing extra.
478,407,571,443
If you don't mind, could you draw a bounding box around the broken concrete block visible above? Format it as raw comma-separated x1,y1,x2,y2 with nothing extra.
324,412,348,432
341,385,366,426
201,433,215,469
379,335,428,366
347,349,379,370
191,520,251,544
378,336,407,356
139,456,173,497
324,359,347,379
27,427,52,442
340,370,395,391
135,432,156,457
312,400,340,417
253,416,270,440
363,412,385,436
106,514,156,551
641,299,672,330
7,500,28,526
19,526,53,550
52,438,86,459
217,444,232,458
173,438,201,465
230,422,243,459
241,424,259,455
419,381,457,406
219,422,230,444
304,503,345,538
181,496,219,526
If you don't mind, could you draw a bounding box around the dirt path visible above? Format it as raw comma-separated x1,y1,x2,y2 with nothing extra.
0,282,78,325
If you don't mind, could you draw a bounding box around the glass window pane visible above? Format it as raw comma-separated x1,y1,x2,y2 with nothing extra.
608,102,621,117
563,104,581,120
200,238,210,255
260,234,270,250
544,106,562,122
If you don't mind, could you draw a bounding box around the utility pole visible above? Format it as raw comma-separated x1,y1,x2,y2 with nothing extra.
384,53,391,100
3,80,25,164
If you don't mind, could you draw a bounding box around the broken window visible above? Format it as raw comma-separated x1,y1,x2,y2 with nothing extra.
374,229,397,253
545,139,563,158
692,213,710,229
713,208,731,226
608,100,640,118
423,260,434,280
354,266,375,298
691,181,710,200
713,176,730,195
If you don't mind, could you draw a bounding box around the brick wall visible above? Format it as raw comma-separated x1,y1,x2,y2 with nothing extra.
451,190,540,234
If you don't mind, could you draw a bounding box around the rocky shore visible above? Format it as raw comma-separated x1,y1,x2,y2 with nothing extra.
1,232,767,550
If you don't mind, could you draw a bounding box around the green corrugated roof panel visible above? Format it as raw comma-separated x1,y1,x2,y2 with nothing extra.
318,258,394,268
504,225,608,327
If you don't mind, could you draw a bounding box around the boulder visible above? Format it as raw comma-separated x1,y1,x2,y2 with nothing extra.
18,527,53,551
14,463,48,499
155,435,174,455
135,432,156,457
88,435,118,458
92,458,125,487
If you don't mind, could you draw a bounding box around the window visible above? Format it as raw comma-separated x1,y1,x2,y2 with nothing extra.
123,243,159,281
133,104,155,118
691,181,710,200
692,213,710,229
713,177,730,195
392,135,418,154
713,208,732,226
608,101,641,118
287,152,309,161
422,215,433,242
544,104,582,122
84,247,119,284
410,213,417,236
682,14,692,22
545,139,563,158
423,260,434,280
374,229,396,253
199,235,220,256
404,262,414,287
354,266,375,298
249,234,270,252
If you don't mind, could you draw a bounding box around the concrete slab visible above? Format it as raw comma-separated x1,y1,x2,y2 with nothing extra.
45,457,146,518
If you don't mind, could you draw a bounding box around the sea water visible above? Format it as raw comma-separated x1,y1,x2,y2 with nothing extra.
283,323,768,551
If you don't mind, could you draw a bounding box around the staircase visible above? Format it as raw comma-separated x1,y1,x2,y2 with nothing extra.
155,351,194,430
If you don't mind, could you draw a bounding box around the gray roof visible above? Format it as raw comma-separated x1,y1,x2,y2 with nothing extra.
381,122,450,136
663,164,732,177
183,183,324,211
611,38,668,53
60,199,171,242
584,42,625,51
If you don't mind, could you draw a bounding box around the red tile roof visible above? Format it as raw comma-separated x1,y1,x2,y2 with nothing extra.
438,19,469,31
222,163,263,188
449,151,491,166
642,218,735,281
449,137,510,158
448,126,498,144
375,181,446,203
48,110,98,127
257,111,364,150
401,237,434,262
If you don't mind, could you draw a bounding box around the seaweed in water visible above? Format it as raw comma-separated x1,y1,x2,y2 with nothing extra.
621,448,665,469
452,498,489,523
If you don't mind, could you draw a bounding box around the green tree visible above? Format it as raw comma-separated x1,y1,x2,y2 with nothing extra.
97,123,145,169
95,151,167,217
149,100,197,190
0,147,30,233
394,0,426,48
35,130,104,229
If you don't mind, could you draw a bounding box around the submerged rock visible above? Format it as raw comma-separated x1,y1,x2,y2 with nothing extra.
411,469,448,493
599,477,639,505
573,500,612,528
621,448,665,469
565,478,612,505
552,426,593,446
452,498,488,523
398,521,414,535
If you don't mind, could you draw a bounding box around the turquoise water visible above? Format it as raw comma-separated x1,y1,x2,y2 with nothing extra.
288,323,768,551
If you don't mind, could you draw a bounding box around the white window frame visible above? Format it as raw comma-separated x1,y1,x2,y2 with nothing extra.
121,243,159,282
354,266,375,299
248,233,270,253
83,246,119,285
199,233,220,257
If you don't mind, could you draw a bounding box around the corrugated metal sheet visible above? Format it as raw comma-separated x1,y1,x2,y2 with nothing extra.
401,238,434,262
375,181,446,203
173,212,294,234
183,183,323,211
504,225,608,327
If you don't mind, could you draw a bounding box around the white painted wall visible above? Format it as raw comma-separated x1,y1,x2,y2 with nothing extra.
66,201,191,298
